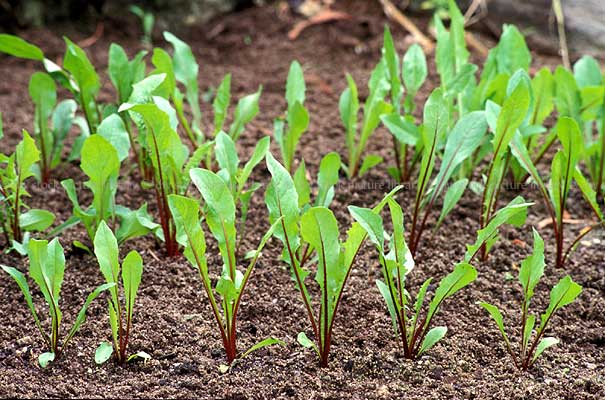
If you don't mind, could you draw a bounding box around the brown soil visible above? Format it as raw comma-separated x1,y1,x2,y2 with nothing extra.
0,2,604,399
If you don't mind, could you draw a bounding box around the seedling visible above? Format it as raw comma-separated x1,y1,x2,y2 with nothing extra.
353,198,477,359
1,238,113,367
59,134,158,249
340,59,392,178
120,101,212,256
28,72,76,183
380,26,428,181
265,152,399,366
274,61,309,173
168,168,284,363
406,91,488,255
160,32,261,147
93,221,145,364
510,117,604,267
0,132,55,252
480,229,583,370
129,5,155,46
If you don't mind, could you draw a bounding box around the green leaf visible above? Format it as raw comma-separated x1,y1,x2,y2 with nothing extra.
64,282,115,348
518,229,545,301
286,61,306,107
532,337,559,363
19,209,55,232
376,279,398,334
93,221,120,308
38,352,55,368
168,195,207,271
229,87,262,140
403,43,427,96
1,265,47,343
381,113,419,145
240,337,286,359
16,131,40,181
122,250,143,323
530,67,554,125
293,161,311,208
127,351,151,363
316,152,341,206
479,302,511,347
426,263,476,326
465,196,531,261
382,26,403,110
98,114,131,162
215,131,239,181
419,326,447,355
95,341,114,364
554,66,581,120
297,331,319,356
0,33,44,61
349,206,384,250
190,168,236,272
573,56,602,88
540,276,582,331
340,74,359,153
436,179,468,228
0,34,44,60
213,74,231,135
284,101,309,172
495,25,531,74
359,155,383,177
239,136,270,188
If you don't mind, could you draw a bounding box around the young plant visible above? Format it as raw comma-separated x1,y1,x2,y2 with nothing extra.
1,238,113,367
93,221,147,364
509,117,604,267
0,35,102,137
479,80,531,260
480,229,583,370
120,101,211,256
129,5,155,46
160,32,261,147
380,26,428,181
28,72,77,183
265,152,399,367
405,91,488,255
340,59,392,178
352,198,477,360
214,131,270,252
274,60,309,173
168,169,283,364
60,134,158,249
0,132,55,252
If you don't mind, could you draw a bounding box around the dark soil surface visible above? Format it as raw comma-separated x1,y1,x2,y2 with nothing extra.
0,2,604,399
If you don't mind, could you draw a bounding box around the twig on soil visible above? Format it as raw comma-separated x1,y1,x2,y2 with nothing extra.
288,9,353,40
78,21,104,48
552,0,571,69
378,0,434,52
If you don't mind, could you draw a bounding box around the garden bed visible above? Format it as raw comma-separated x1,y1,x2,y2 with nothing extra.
0,1,603,399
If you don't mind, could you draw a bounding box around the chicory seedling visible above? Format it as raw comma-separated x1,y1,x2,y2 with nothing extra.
28,72,77,183
480,229,582,370
353,198,477,360
0,132,55,252
510,117,604,267
380,26,428,182
406,92,488,255
168,169,283,363
161,33,261,147
265,152,399,366
274,61,309,173
1,238,113,367
93,221,145,364
59,134,158,249
340,59,392,178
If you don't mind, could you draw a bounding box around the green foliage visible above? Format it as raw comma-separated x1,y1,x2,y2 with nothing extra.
0,132,55,251
168,170,283,363
60,134,158,247
275,61,309,173
266,152,399,366
480,230,582,370
340,60,392,178
129,5,155,46
1,238,113,367
354,198,477,360
510,117,604,267
93,221,144,364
